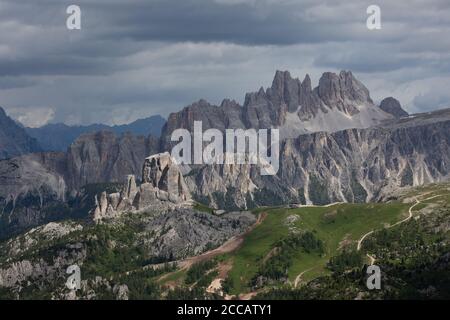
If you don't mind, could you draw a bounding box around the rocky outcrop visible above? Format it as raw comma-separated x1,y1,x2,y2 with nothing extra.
143,209,256,259
92,153,192,223
379,97,409,118
4,221,83,259
0,106,41,159
142,152,191,203
0,243,86,288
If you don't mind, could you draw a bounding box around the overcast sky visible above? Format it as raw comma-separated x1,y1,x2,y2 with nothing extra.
1,0,450,127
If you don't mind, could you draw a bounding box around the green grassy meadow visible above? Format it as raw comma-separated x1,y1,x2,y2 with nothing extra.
225,202,414,294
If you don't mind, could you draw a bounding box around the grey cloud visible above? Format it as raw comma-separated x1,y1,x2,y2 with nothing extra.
0,77,36,90
0,0,450,125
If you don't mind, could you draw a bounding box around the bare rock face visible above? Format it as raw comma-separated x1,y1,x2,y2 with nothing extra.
0,131,160,237
123,174,138,200
92,153,192,223
317,71,371,116
182,109,450,209
185,162,258,209
66,131,160,190
142,152,191,203
0,106,42,160
134,182,157,209
379,97,409,118
92,191,122,222
143,210,256,259
0,152,69,239
0,242,86,288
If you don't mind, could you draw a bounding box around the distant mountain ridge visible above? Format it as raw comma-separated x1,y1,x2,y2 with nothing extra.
25,115,166,151
161,70,407,149
0,106,42,159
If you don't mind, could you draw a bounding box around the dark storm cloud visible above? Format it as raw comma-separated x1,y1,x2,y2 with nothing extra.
0,56,120,76
0,0,450,125
92,0,359,45
0,77,36,90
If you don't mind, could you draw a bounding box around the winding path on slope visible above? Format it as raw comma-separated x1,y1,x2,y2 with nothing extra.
177,212,267,270
357,194,443,265
293,268,313,288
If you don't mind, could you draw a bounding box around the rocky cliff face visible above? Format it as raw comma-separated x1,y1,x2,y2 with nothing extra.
280,116,450,204
142,153,191,202
0,152,69,238
185,109,450,209
157,70,448,209
0,107,41,159
92,153,192,223
66,131,160,190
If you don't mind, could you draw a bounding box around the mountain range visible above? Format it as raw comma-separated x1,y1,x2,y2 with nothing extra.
24,115,166,152
1,70,450,238
160,70,403,149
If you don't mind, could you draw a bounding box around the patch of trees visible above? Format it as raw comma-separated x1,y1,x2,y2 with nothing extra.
185,259,218,286
253,232,324,284
327,249,364,273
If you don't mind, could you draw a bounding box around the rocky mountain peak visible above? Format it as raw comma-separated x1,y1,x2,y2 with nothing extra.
244,87,267,108
268,70,302,112
162,69,395,145
0,106,42,159
317,71,372,115
220,99,240,109
301,74,312,93
142,152,191,202
271,70,296,92
379,97,409,118
339,70,373,104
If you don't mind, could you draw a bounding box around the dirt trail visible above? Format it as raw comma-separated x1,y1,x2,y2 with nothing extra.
357,230,374,251
294,268,313,288
178,212,266,270
357,194,443,263
366,254,376,265
292,202,343,208
238,291,259,300
153,213,267,284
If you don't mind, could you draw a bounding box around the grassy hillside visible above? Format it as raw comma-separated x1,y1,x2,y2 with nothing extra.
224,202,410,294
